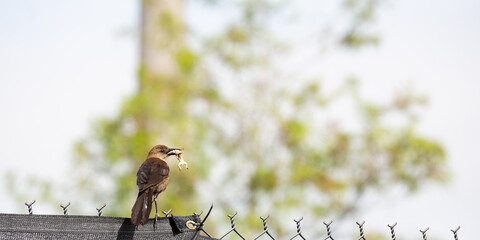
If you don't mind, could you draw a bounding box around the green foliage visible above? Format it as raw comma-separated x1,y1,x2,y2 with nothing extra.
175,47,197,74
342,31,379,47
282,120,307,146
341,0,382,48
250,167,277,192
156,10,183,40
192,1,448,237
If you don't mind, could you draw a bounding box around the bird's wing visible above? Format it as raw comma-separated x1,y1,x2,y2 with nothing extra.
137,158,169,193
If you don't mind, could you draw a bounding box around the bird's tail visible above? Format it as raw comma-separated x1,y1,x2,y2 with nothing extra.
131,188,153,226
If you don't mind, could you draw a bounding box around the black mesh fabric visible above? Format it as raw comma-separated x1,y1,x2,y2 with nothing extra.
0,213,215,240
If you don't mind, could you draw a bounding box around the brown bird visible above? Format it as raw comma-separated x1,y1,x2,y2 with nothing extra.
130,145,183,226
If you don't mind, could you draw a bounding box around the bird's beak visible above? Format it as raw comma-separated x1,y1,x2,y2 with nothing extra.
167,148,183,156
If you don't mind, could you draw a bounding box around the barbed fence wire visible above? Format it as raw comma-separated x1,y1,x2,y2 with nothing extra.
18,200,461,240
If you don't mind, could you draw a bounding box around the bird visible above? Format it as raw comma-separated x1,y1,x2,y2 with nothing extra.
130,144,183,226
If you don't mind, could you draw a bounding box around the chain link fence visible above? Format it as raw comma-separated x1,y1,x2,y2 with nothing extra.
0,200,462,240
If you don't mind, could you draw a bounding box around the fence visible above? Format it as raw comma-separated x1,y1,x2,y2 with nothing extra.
0,200,462,240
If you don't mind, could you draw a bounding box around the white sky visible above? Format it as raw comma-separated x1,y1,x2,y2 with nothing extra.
0,0,479,239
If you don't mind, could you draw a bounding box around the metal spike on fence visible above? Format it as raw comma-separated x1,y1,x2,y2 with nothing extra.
260,215,270,231
193,210,203,218
387,222,397,240
25,200,36,215
356,220,366,240
228,212,238,229
289,217,306,240
189,204,214,240
162,209,172,217
96,203,106,216
219,212,246,240
60,202,71,216
323,220,334,240
253,215,275,240
451,226,460,240
420,227,429,240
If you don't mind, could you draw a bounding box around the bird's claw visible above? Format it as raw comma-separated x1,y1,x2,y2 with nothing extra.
154,214,159,230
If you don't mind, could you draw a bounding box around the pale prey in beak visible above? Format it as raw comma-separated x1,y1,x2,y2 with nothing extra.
168,148,188,171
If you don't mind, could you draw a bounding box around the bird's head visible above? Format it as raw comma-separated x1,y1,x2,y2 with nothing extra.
147,145,182,160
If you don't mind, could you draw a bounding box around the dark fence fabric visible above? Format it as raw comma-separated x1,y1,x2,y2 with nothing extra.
0,213,215,240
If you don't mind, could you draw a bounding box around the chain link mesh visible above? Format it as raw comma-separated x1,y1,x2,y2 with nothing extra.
10,200,462,240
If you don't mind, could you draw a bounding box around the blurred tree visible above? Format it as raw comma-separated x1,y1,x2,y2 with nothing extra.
8,0,449,238
71,0,215,215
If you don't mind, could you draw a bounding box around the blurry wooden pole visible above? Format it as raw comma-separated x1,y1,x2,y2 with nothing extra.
138,0,184,143
140,0,183,89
